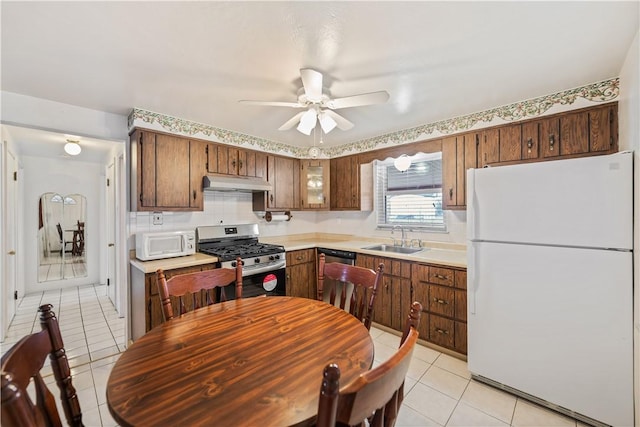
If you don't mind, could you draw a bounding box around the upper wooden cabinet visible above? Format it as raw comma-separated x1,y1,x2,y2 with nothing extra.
300,159,330,210
253,155,300,211
329,154,374,211
207,144,261,177
130,129,204,211
442,133,477,210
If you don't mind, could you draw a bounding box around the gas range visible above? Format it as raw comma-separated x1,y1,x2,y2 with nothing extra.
196,224,286,276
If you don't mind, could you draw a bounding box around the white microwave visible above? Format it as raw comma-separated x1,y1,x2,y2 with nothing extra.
135,230,196,261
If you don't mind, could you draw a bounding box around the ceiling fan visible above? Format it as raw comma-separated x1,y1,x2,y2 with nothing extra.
239,69,390,136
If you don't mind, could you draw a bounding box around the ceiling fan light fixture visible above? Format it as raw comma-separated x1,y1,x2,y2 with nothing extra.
64,139,81,156
297,108,317,135
318,111,337,133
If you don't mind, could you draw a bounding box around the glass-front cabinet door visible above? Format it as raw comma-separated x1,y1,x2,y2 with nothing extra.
300,159,330,210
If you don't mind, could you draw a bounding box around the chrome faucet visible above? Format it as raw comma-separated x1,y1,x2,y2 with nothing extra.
391,225,406,247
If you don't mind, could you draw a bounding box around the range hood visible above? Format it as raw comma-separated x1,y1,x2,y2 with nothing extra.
203,175,272,192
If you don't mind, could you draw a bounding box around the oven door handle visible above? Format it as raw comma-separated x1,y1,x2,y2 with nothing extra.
242,261,286,277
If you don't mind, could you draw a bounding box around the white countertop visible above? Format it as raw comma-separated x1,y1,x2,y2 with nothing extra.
262,234,467,268
129,234,467,273
130,252,218,274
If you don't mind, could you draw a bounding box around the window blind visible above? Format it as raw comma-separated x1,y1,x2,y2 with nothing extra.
375,153,445,231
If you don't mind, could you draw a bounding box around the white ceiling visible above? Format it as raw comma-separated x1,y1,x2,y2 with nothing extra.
1,1,638,156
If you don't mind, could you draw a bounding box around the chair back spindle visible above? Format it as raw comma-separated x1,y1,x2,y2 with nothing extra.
317,253,384,330
156,257,243,322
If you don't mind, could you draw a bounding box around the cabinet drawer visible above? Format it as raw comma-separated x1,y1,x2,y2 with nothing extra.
287,249,315,266
454,270,467,290
429,315,455,349
428,266,454,287
428,286,454,317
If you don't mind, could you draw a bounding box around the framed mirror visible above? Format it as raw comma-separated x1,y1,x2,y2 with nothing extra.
38,192,87,282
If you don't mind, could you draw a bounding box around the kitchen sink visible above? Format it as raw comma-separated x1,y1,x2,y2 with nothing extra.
361,244,424,255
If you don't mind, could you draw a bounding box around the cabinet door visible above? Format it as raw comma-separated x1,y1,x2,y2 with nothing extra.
499,124,522,162
521,121,539,160
539,117,560,158
138,131,157,208
217,145,229,174
227,147,239,175
207,143,218,173
286,264,310,298
589,106,615,153
155,134,190,208
441,136,458,209
560,111,589,155
255,152,267,179
330,155,359,209
479,128,499,167
189,140,207,210
300,159,330,210
271,156,299,209
244,150,256,177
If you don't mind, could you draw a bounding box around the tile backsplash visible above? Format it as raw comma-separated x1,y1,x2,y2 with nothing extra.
128,191,467,249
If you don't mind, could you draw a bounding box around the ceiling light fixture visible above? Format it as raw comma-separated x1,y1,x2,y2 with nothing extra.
64,139,81,156
297,108,318,135
318,110,337,134
394,155,411,172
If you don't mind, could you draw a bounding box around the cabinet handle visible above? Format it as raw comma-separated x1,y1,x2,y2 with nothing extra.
434,274,449,280
435,328,449,335
433,298,449,305
139,193,143,203
296,256,303,261
527,138,533,153
449,188,453,200
239,160,243,169
232,160,236,168
270,194,274,203
549,134,555,151
193,190,196,201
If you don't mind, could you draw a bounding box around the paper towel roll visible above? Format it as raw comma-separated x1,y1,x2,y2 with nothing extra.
268,214,290,222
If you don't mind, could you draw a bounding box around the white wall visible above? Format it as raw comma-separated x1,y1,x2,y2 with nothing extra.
617,29,639,427
21,156,103,293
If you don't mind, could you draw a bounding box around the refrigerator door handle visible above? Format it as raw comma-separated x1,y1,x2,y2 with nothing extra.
468,241,478,314
467,169,477,240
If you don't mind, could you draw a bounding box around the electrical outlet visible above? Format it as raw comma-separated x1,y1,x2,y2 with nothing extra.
153,212,163,225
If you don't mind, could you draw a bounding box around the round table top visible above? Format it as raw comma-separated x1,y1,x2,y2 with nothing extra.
107,296,374,427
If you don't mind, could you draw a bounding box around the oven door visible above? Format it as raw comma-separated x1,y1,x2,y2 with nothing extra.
221,267,287,299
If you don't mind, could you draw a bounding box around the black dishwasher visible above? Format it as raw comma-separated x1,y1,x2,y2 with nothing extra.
316,247,356,265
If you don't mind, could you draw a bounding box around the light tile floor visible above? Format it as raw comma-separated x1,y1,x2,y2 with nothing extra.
1,286,585,427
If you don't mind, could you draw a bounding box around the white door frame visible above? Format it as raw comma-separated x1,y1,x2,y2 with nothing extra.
2,147,19,340
106,161,117,305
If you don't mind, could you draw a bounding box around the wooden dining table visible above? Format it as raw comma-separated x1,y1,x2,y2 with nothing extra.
106,296,374,427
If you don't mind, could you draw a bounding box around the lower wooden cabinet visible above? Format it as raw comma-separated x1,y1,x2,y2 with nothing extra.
356,254,412,332
286,249,317,299
138,263,216,335
412,263,468,354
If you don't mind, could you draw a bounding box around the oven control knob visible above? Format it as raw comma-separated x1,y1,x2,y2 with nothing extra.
254,258,260,264
274,254,280,260
231,261,237,267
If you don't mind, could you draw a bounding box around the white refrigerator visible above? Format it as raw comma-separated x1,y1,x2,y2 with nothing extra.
466,151,633,427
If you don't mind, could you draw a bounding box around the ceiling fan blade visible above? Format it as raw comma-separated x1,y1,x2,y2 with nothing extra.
278,112,306,130
326,91,390,109
300,68,323,102
323,109,354,131
239,100,302,108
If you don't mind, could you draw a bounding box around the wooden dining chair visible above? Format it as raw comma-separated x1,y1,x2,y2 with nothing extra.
317,253,384,330
156,258,243,321
1,304,84,427
316,301,422,427
55,223,74,256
